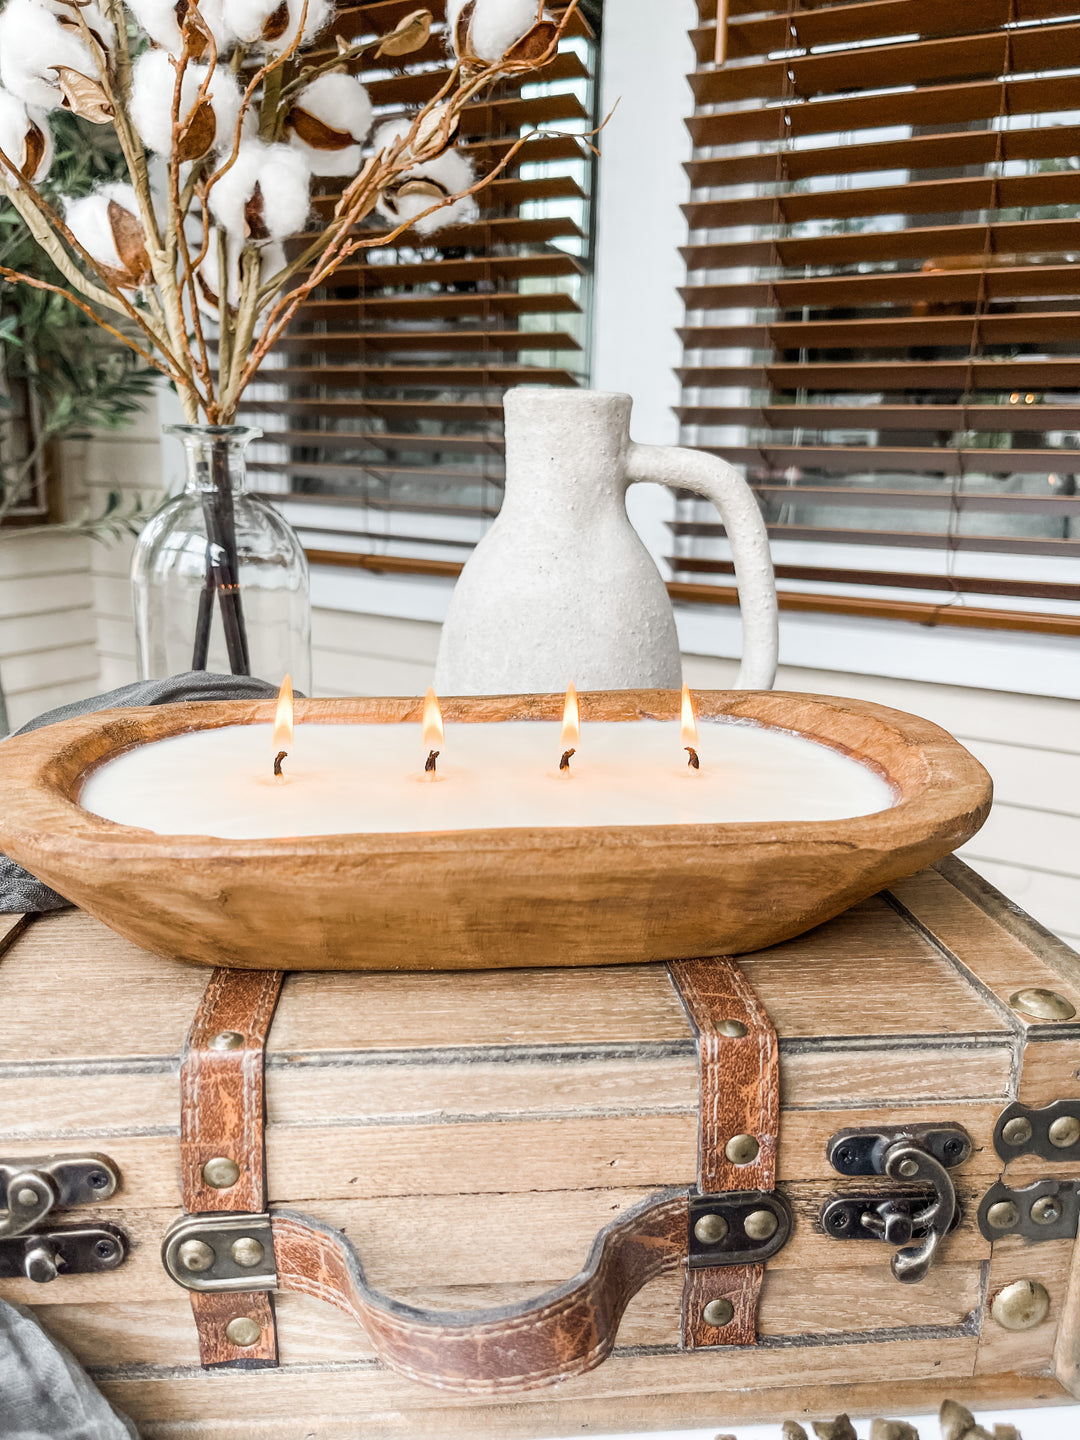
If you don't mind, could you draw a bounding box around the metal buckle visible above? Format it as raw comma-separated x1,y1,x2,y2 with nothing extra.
162,1212,277,1293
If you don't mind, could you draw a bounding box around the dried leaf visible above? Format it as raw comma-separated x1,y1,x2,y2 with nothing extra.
176,96,216,161
54,67,114,123
288,106,353,151
262,0,289,42
381,175,448,219
20,121,47,181
244,181,270,240
377,8,431,58
411,102,458,157
453,0,476,56
181,3,212,60
503,19,558,64
107,198,151,285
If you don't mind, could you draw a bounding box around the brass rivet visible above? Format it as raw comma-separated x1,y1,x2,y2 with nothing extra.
1001,1116,1033,1147
230,1236,265,1268
1031,1196,1063,1226
1009,988,1076,1022
744,1208,778,1242
694,1213,728,1245
702,1297,734,1327
1049,1115,1080,1149
725,1134,760,1166
178,1239,215,1273
210,1031,244,1051
990,1279,1050,1331
202,1157,241,1189
987,1200,1019,1230
225,1316,262,1348
897,1158,920,1179
15,1187,40,1208
717,1019,747,1038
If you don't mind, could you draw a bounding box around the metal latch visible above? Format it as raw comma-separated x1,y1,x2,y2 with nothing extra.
162,1212,277,1293
0,1154,128,1282
821,1125,971,1284
688,1190,792,1267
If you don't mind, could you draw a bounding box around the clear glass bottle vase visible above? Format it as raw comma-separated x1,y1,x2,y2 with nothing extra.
132,425,312,691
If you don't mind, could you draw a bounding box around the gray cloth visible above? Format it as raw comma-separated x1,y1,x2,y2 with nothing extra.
1,671,283,913
0,1298,140,1440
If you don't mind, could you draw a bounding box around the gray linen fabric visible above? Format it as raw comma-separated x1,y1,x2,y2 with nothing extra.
1,671,282,912
0,1299,140,1440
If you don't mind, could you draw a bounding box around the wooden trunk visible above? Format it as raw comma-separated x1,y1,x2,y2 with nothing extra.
4,858,1080,1435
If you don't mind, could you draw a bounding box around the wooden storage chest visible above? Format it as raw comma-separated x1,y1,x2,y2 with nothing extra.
3,857,1080,1435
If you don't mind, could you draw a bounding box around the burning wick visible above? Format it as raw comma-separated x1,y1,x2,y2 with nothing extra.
560,681,580,775
681,682,700,774
422,686,444,780
272,675,293,780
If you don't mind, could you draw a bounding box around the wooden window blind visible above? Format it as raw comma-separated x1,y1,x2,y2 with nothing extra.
242,0,599,572
673,0,1080,637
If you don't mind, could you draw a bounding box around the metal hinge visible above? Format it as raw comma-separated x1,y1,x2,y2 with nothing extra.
0,1154,128,1282
162,1212,277,1293
978,1178,1080,1242
688,1190,792,1267
994,1101,1080,1162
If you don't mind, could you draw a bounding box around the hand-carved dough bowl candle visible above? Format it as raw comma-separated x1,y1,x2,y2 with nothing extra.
0,690,992,972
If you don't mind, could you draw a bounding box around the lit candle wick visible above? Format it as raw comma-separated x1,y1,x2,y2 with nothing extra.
272,675,293,780
425,750,440,775
274,750,287,778
422,686,444,779
560,681,580,774
681,682,700,773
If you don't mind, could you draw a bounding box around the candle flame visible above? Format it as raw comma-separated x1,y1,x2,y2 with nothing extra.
422,686,444,749
681,683,698,749
561,682,580,748
273,675,294,750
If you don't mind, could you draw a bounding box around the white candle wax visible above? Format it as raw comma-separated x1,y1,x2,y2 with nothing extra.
79,720,895,838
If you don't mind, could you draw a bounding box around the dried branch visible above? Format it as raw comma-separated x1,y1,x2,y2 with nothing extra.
0,265,171,376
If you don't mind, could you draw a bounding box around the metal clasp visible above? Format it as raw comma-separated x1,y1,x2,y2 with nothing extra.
688,1190,792,1267
0,1154,127,1283
162,1212,277,1293
822,1125,971,1284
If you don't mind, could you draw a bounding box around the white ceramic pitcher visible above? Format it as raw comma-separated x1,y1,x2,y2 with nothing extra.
434,388,778,694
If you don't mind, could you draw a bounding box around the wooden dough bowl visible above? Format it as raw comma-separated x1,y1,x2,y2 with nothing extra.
0,689,992,972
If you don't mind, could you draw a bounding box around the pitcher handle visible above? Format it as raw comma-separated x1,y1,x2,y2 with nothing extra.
626,443,778,691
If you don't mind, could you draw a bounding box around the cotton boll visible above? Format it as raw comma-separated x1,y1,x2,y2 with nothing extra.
64,182,151,288
208,139,310,242
0,89,53,182
374,122,477,236
193,235,284,320
131,51,243,159
447,0,538,60
0,0,100,110
223,0,330,49
286,73,371,178
126,0,230,56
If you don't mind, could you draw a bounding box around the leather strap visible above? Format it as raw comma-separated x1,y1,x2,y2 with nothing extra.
668,955,780,1349
180,967,284,1368
271,1191,689,1394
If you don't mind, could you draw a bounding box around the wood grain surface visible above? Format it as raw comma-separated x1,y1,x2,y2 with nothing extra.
3,863,1080,1434
0,688,993,970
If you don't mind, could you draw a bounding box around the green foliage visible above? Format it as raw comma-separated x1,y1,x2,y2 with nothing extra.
1,111,156,515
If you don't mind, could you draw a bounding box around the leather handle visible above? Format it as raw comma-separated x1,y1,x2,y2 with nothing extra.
270,1191,689,1394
